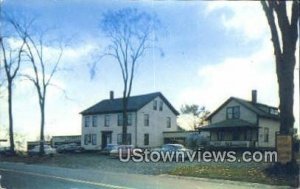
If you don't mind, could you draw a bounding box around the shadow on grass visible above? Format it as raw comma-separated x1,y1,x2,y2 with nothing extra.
169,163,298,187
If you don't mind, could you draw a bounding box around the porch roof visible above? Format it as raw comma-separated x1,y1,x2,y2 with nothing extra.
199,119,257,130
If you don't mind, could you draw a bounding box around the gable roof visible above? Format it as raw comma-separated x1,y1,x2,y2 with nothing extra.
206,97,280,121
80,92,179,116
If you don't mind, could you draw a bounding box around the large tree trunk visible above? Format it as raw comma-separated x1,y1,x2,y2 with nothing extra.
277,52,296,134
7,80,15,154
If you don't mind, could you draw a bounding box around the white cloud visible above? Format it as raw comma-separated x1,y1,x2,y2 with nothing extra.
177,39,277,109
205,1,269,41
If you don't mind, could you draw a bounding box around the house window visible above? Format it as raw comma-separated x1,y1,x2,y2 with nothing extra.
159,101,163,111
232,131,239,141
217,131,225,141
144,134,149,146
252,130,258,141
144,114,149,126
226,106,240,119
166,117,171,128
153,100,157,110
84,134,91,145
264,128,269,142
117,134,132,145
92,115,97,127
246,130,252,141
91,134,97,145
118,114,123,126
118,113,132,126
84,116,90,127
104,115,110,127
127,113,132,126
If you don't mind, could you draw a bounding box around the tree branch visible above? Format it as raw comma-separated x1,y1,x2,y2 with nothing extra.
261,1,282,58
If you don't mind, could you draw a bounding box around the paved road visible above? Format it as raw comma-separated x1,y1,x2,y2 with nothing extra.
0,162,289,189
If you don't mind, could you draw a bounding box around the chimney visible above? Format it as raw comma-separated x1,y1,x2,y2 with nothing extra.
251,90,257,103
110,91,114,100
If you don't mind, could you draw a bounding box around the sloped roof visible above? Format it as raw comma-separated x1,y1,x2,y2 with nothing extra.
80,92,179,116
199,119,257,130
206,97,280,121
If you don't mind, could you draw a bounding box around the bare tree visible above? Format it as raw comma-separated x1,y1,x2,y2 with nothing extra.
15,24,63,155
0,14,29,154
261,1,299,135
93,8,160,144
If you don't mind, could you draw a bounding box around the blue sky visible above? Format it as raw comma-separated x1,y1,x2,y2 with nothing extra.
0,1,299,142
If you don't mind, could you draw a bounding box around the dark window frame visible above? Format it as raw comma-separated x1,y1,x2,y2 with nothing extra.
144,114,149,126
84,134,91,145
264,128,269,142
217,131,225,141
166,117,171,128
144,133,149,146
226,106,240,119
153,100,157,110
159,101,163,111
91,134,97,145
118,113,132,126
104,115,110,127
92,115,97,127
84,116,90,127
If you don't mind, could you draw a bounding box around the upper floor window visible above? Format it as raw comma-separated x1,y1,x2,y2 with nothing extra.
159,101,163,111
104,115,110,127
144,114,149,126
92,115,97,127
127,113,132,126
118,113,132,126
84,116,90,127
153,100,157,110
226,106,240,119
118,114,123,126
166,117,171,128
264,128,269,142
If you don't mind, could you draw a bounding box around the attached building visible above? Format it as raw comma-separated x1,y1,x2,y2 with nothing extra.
199,90,280,149
80,92,179,150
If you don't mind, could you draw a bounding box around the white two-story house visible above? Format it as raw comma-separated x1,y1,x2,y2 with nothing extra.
199,90,280,149
80,92,179,150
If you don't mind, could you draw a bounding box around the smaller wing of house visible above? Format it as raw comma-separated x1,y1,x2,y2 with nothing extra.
199,92,280,149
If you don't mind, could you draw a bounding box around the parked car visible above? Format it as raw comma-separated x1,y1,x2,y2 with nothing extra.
152,144,193,160
101,144,119,155
109,145,134,158
0,147,15,157
56,143,84,153
28,145,56,156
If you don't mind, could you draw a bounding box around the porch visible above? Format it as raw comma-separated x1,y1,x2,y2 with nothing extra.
199,119,258,148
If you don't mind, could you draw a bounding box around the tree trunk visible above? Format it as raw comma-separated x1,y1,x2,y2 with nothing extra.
122,96,128,145
277,52,295,134
7,80,15,154
39,100,45,155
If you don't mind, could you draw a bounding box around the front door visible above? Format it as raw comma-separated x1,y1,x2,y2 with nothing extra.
101,131,112,149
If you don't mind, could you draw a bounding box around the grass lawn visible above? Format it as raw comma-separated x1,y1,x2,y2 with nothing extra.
1,153,299,187
168,163,298,187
